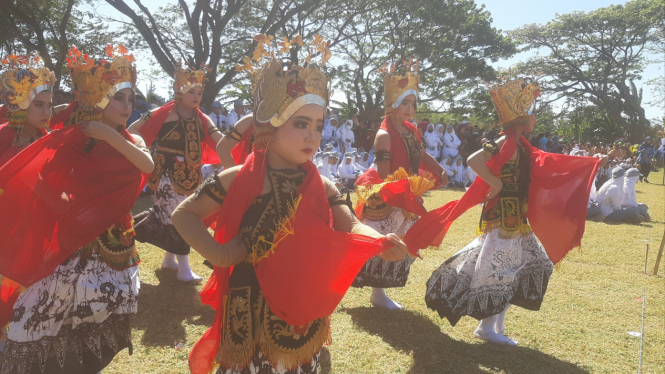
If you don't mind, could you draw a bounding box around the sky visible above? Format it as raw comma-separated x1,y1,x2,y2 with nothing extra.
480,0,662,121
96,0,663,121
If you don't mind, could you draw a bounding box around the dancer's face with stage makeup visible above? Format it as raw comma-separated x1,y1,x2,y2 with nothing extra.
25,91,53,129
180,86,203,110
393,94,416,123
268,104,325,170
101,88,135,127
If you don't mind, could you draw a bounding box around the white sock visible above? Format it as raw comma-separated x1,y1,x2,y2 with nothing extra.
176,254,202,283
369,287,404,310
474,314,517,346
495,304,511,334
161,252,178,270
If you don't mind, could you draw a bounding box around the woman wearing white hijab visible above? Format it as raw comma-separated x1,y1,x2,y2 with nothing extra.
321,118,334,149
440,157,455,187
435,123,445,160
443,124,461,158
352,151,367,172
587,167,642,223
340,119,356,154
358,151,371,169
621,168,650,220
339,153,360,189
449,157,465,187
423,123,439,159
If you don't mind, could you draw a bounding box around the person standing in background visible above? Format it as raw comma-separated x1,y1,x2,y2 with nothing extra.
209,101,228,132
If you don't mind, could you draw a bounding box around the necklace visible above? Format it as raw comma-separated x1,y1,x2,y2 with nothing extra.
175,103,195,120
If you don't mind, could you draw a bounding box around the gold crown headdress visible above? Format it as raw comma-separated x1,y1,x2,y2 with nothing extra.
236,34,332,151
380,58,419,116
0,53,56,126
488,77,540,128
174,61,209,95
67,44,137,114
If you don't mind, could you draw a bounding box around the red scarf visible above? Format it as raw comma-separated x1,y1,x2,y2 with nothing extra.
189,151,392,374
403,130,601,264
140,100,220,164
0,124,48,166
354,117,440,215
230,125,253,165
0,125,147,287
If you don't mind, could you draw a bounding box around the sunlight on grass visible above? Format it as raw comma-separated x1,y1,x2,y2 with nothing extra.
108,169,664,373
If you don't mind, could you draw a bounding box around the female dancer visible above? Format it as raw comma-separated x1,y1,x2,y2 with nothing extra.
0,45,151,373
129,63,223,282
352,61,446,309
424,78,604,345
172,36,409,374
0,54,56,165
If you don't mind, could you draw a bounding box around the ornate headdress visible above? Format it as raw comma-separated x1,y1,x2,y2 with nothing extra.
236,34,332,151
380,58,419,116
67,44,137,116
174,61,209,95
0,53,56,126
488,77,540,127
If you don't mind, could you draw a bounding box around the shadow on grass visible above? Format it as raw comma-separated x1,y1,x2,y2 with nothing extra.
132,268,215,347
344,307,590,374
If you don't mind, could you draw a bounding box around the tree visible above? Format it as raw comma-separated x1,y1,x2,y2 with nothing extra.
331,0,516,121
0,0,118,90
510,0,665,143
103,0,324,106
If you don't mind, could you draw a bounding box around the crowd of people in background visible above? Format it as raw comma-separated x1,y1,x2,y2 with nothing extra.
51,86,663,197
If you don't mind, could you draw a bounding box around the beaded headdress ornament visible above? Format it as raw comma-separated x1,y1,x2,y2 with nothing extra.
488,77,540,128
174,61,209,96
0,53,56,126
236,34,332,151
67,44,137,115
380,58,419,116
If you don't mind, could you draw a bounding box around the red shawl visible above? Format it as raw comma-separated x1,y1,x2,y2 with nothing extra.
354,117,440,215
230,125,253,165
0,125,147,287
0,125,49,166
403,130,601,264
140,100,220,164
189,151,392,374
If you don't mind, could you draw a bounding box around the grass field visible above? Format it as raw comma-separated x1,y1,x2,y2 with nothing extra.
107,170,665,374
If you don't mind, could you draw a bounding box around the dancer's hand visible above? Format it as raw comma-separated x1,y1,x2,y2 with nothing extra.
484,179,502,202
380,233,409,262
221,234,248,266
81,121,120,143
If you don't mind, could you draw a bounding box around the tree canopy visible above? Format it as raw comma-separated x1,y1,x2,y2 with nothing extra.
510,0,664,142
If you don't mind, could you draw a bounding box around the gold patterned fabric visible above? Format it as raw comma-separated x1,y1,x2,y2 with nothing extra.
480,145,531,237
148,117,205,196
217,168,332,369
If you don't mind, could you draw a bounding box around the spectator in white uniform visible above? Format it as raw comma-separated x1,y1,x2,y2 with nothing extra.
442,123,461,158
423,123,439,159
208,101,229,132
621,168,650,221
226,99,246,127
587,167,642,223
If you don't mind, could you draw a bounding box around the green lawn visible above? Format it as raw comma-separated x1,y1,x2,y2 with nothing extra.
108,170,665,373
